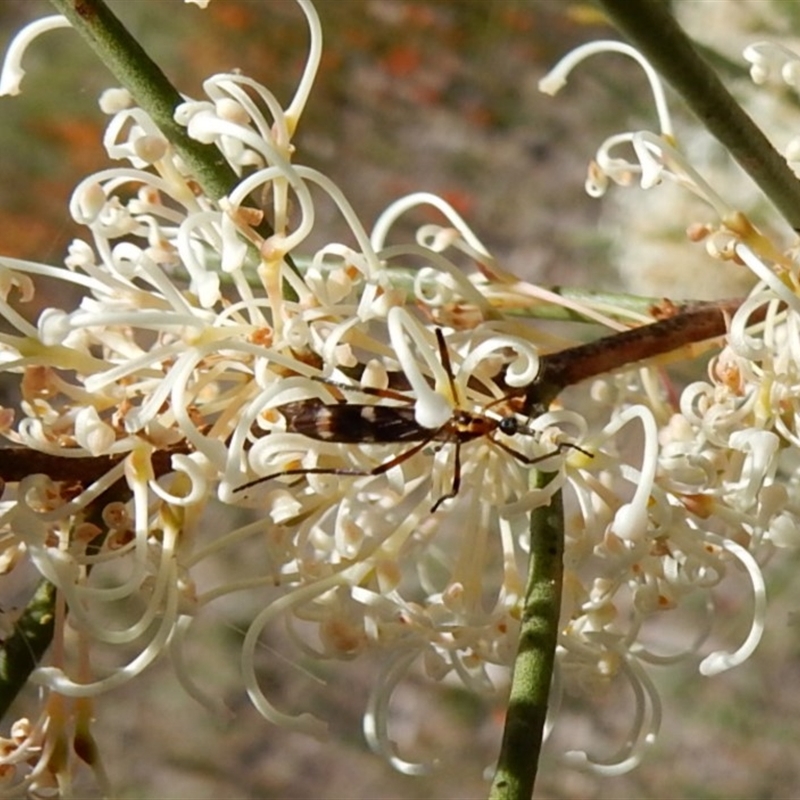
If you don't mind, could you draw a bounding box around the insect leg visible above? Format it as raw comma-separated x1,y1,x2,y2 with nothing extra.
430,436,462,513
316,381,414,405
234,431,439,493
491,438,592,465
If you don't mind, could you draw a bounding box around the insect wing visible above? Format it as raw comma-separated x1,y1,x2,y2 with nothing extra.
281,400,428,444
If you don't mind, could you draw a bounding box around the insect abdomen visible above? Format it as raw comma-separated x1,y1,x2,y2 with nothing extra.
279,399,429,443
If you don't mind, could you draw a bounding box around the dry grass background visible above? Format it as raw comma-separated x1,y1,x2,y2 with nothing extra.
1,1,800,798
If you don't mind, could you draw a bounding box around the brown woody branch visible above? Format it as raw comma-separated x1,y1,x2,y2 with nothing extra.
523,297,748,411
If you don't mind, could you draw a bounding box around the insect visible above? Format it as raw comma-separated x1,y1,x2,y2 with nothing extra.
235,329,579,511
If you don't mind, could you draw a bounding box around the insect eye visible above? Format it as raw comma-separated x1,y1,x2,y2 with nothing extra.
499,417,518,436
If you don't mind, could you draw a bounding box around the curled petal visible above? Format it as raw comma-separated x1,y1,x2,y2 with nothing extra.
241,581,334,737
31,561,180,694
539,40,673,137
284,0,323,132
0,16,71,96
148,454,209,507
458,334,539,390
370,191,491,260
735,243,800,314
727,290,778,361
387,306,452,426
169,615,235,719
562,650,661,776
698,535,766,676
599,405,659,541
74,406,116,456
364,648,436,776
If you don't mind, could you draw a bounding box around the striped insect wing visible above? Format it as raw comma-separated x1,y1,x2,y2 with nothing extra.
279,399,428,444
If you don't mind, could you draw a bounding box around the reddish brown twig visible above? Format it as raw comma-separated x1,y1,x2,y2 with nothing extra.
0,298,750,486
0,443,192,490
524,297,748,411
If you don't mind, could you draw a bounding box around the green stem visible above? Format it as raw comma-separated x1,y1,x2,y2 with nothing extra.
598,0,800,232
489,473,564,800
48,0,240,204
46,0,300,284
0,580,56,719
218,255,706,325
0,448,183,716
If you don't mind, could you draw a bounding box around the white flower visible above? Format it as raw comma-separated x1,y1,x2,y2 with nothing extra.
6,1,799,790
0,1,596,783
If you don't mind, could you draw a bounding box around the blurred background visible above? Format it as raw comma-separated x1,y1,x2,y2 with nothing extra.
1,1,799,798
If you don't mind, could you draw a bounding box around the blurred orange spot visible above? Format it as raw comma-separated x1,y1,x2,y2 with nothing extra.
413,85,441,107
403,4,438,28
500,7,534,32
344,26,370,50
208,3,256,31
383,44,421,77
0,210,61,260
440,189,475,217
320,49,343,73
36,117,104,172
464,103,493,128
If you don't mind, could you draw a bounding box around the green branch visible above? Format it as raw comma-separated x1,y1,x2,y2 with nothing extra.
490,472,564,800
0,455,173,717
46,0,300,283
0,580,56,719
48,0,240,204
598,0,800,232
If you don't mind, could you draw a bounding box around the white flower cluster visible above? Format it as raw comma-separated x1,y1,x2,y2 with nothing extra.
0,2,583,789
540,37,800,772
0,1,795,793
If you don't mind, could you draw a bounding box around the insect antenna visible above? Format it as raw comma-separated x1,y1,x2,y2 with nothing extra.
435,327,461,407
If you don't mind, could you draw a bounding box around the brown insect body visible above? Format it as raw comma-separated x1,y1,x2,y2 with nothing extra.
279,399,429,444
236,329,565,510
278,398,511,446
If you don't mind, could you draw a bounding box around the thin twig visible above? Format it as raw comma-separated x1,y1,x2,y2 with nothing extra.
0,580,56,719
0,443,191,485
598,0,800,232
525,297,748,410
48,0,244,206
46,0,299,282
489,472,564,800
